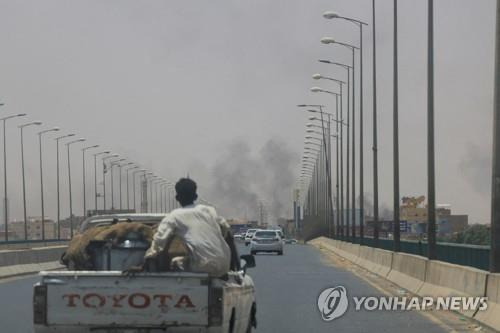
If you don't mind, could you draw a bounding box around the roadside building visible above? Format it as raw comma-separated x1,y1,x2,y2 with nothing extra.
9,217,56,240
399,197,468,236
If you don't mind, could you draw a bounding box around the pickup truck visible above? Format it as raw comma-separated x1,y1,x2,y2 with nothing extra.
33,214,257,333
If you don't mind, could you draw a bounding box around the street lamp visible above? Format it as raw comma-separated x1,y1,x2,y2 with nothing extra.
313,76,350,235
82,144,99,217
124,163,137,210
102,154,119,210
110,158,126,210
310,87,344,238
314,78,351,238
370,0,380,245
0,111,27,241
320,37,359,240
37,127,59,240
145,172,155,213
141,171,152,212
318,60,354,240
132,168,146,212
55,133,75,238
66,138,85,238
323,12,368,242
19,120,42,240
93,151,110,212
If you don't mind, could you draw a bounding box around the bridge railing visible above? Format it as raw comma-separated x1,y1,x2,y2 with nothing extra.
349,236,489,271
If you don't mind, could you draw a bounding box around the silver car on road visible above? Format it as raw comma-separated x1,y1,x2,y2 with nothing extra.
250,230,283,255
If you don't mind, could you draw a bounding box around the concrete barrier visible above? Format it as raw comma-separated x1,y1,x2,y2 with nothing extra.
0,261,64,278
308,237,500,329
418,260,488,317
475,273,500,330
356,246,393,277
0,246,66,267
386,252,427,294
337,242,360,263
309,237,344,257
0,246,67,278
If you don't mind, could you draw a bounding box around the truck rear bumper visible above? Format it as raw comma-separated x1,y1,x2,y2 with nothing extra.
34,325,217,333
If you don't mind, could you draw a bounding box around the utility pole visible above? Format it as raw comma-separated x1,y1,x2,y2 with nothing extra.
427,0,437,260
393,0,401,252
372,0,380,247
491,0,500,273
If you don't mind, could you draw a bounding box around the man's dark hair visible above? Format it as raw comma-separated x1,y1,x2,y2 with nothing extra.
175,178,198,207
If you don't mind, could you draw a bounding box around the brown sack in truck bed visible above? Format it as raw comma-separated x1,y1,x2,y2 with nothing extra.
62,222,188,270
62,222,154,269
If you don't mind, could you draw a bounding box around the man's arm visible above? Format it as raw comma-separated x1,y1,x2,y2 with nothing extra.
225,230,240,271
214,215,240,271
145,216,176,259
123,216,176,275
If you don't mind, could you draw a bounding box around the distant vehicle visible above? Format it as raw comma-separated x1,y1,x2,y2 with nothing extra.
33,214,257,333
234,233,244,240
284,239,298,244
245,229,259,246
250,230,283,255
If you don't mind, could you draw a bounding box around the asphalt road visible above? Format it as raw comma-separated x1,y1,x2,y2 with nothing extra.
0,243,446,333
237,242,446,333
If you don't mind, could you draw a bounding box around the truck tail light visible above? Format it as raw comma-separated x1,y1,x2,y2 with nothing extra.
208,286,223,326
33,285,47,325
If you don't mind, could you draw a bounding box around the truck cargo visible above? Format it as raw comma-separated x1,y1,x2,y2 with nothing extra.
33,214,257,333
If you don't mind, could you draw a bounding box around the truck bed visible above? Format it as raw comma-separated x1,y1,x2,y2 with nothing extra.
38,271,210,329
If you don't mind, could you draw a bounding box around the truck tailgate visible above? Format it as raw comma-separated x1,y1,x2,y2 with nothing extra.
41,271,209,327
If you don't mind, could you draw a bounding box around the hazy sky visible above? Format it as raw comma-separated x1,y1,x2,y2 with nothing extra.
0,0,496,224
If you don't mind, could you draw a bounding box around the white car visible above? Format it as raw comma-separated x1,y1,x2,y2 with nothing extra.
245,229,259,246
250,230,283,255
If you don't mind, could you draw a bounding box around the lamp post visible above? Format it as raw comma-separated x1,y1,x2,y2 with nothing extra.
1,111,27,241
102,154,119,211
154,179,160,213
110,158,125,210
313,75,350,239
37,127,59,240
19,121,42,240
308,90,342,237
125,163,137,210
323,12,368,242
298,104,334,236
117,161,130,210
306,129,339,236
427,0,436,260
93,151,110,212
151,176,159,213
490,0,500,273
321,37,360,240
55,133,75,239
318,60,353,239
66,138,85,238
393,0,401,252
133,169,146,212
82,145,99,217
146,173,154,213
371,0,380,246
142,171,151,213
167,182,174,211
109,158,125,210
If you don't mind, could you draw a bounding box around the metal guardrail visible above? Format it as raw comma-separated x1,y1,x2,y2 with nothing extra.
348,237,490,271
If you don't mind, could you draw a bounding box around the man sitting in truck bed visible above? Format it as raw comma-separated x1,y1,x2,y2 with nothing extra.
141,178,232,277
